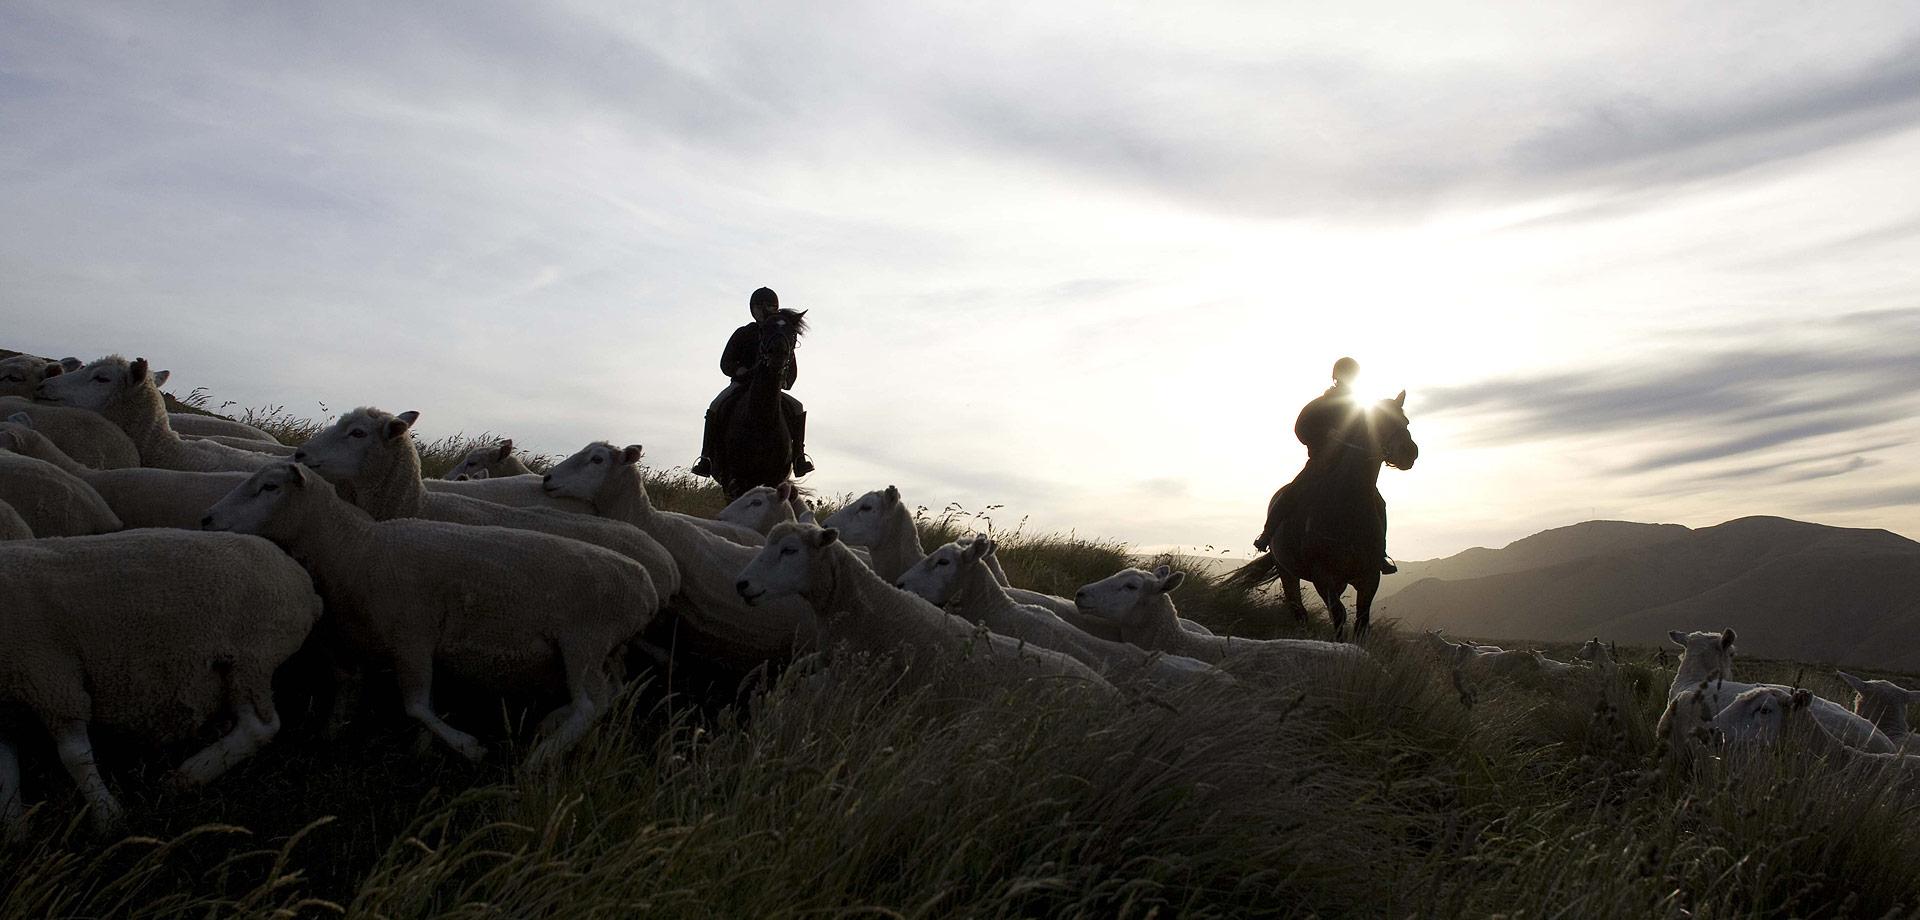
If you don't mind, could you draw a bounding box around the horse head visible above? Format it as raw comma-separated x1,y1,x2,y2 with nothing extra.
1372,391,1417,470
754,309,808,372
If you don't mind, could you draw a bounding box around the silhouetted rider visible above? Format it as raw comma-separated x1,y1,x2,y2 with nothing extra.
1254,357,1395,573
690,287,814,478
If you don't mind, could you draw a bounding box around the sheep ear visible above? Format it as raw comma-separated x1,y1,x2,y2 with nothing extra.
1153,564,1171,579
1905,688,1920,703
621,444,642,464
962,536,990,563
496,440,514,460
7,412,31,429
1160,571,1186,593
1668,630,1686,646
58,357,82,371
384,411,419,440
42,363,63,379
1837,671,1867,694
152,370,171,387
285,463,311,488
1789,688,1813,711
1719,628,1736,650
1392,390,1406,408
777,482,794,500
129,358,149,384
885,485,900,503
817,527,840,547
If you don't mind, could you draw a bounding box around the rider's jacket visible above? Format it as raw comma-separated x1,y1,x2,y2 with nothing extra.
1293,384,1359,457
720,321,799,389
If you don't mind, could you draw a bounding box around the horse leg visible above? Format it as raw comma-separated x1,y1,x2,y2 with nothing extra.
1277,564,1308,623
1315,580,1348,642
1352,569,1381,642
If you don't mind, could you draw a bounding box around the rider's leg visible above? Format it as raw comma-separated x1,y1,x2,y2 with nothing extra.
783,394,813,476
691,384,739,477
1377,490,1396,574
1254,484,1291,552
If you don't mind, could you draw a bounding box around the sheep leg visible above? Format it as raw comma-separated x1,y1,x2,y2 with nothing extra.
173,705,281,789
524,642,610,771
394,657,487,762
324,654,364,740
0,736,23,837
53,720,122,831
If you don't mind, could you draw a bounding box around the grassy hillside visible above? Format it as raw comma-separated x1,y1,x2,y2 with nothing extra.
3,394,1920,918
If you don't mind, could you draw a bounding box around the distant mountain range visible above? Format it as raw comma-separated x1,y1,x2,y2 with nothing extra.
1374,516,1920,671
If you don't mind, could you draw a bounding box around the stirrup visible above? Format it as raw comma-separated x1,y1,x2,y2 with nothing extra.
1252,534,1269,553
690,457,713,478
792,455,815,476
1379,557,1398,575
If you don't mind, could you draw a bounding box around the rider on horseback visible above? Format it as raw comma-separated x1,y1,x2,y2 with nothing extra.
690,287,814,478
1254,357,1396,574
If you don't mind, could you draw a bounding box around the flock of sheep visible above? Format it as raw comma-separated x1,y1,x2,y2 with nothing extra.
1,351,1916,839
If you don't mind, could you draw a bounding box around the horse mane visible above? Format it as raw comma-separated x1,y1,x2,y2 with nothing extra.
766,308,809,340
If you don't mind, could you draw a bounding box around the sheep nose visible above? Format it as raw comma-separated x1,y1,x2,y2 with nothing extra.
292,450,306,463
1074,589,1087,601
199,515,214,529
542,474,552,484
735,579,750,595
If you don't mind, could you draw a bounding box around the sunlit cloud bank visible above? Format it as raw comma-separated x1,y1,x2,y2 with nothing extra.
2,1,1918,560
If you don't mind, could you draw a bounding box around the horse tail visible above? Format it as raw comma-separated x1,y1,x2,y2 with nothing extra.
1219,554,1283,593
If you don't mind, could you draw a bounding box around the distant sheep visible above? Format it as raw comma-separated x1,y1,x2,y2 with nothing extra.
1,415,248,530
205,463,658,767
0,355,78,399
0,442,123,537
736,522,1115,696
441,440,533,480
543,442,816,670
1075,565,1370,677
168,414,281,444
0,529,321,831
1836,671,1919,744
1667,629,1895,753
1694,685,1920,783
32,357,274,473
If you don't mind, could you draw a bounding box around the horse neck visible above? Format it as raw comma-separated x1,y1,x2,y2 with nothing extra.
1318,440,1384,495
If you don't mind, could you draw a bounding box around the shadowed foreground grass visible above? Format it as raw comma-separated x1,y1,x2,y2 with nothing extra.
3,399,1918,917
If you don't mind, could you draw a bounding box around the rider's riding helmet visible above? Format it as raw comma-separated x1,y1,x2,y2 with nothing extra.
1332,357,1360,385
750,287,779,320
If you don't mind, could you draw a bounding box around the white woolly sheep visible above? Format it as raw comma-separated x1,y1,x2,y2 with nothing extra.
1,416,249,530
205,463,659,767
718,483,799,536
0,397,141,469
441,440,533,480
32,357,275,473
823,484,1212,639
1576,637,1617,669
1688,685,1920,782
0,443,123,537
897,535,1225,689
291,408,679,598
1667,629,1895,753
187,433,298,456
0,529,321,831
541,442,815,670
736,522,1116,695
167,413,281,444
0,499,30,541
1836,671,1919,744
1074,565,1371,677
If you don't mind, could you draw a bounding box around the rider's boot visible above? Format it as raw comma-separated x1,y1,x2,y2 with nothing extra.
690,410,719,478
1380,555,1398,575
1254,485,1293,553
790,410,814,477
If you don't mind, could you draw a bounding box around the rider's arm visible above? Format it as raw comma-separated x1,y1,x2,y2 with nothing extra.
720,325,756,379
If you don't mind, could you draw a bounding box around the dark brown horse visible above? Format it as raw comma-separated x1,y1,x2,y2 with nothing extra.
711,309,806,501
1223,392,1418,641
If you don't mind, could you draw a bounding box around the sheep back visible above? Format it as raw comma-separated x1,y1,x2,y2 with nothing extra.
0,399,140,469
0,451,123,536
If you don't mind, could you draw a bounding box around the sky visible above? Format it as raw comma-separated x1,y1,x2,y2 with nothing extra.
3,1,1918,560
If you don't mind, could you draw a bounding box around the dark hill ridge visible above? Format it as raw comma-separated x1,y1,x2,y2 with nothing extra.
1377,519,1691,601
1377,515,1920,671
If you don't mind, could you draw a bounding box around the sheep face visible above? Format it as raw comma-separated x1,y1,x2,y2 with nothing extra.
895,535,991,605
444,441,513,480
1658,684,1726,752
295,408,418,482
821,485,900,546
717,485,786,532
0,354,75,399
1073,565,1185,628
737,523,840,606
33,355,166,410
1576,637,1610,664
543,442,636,503
204,463,321,539
1712,686,1804,745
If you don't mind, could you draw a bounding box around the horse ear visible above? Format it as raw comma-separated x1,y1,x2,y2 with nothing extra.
621,445,642,465
1392,390,1406,408
152,369,171,387
1160,571,1186,593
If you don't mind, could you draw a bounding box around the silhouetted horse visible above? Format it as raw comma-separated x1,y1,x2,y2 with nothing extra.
711,309,806,501
1223,392,1418,641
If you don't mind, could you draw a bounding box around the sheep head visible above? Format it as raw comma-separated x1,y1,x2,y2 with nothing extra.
717,485,792,533
1836,671,1920,734
1073,565,1186,629
294,407,419,483
444,440,515,480
737,522,841,606
32,355,166,412
1668,628,1737,680
204,462,327,539
895,534,992,606
543,441,639,503
821,484,904,547
0,354,76,399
